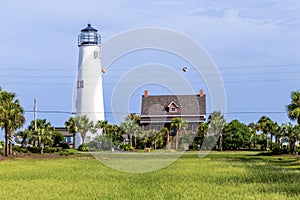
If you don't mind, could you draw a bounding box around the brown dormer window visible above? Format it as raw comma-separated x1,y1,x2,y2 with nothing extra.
167,101,179,113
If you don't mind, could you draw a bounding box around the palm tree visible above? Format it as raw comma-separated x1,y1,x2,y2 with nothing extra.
29,119,54,154
125,113,141,123
256,116,273,151
0,88,25,156
280,122,299,154
208,111,225,151
150,130,164,150
294,125,300,153
181,133,194,150
16,129,31,147
73,115,96,144
140,131,150,149
269,122,280,150
277,124,286,149
32,129,53,154
96,120,114,150
65,117,78,149
123,113,141,147
171,117,186,150
248,122,258,149
120,118,141,147
159,127,169,149
197,122,208,147
287,91,300,124
96,120,108,135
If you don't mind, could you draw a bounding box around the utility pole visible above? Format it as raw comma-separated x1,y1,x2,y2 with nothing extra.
34,98,37,131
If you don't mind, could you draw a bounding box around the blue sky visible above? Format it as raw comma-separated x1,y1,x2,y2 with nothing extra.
0,0,300,133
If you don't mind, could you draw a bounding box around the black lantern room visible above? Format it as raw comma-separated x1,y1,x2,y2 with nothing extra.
78,24,101,46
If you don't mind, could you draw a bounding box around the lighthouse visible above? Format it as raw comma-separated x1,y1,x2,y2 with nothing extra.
76,24,105,142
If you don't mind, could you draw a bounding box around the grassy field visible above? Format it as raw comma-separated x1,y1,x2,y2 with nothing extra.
0,151,300,200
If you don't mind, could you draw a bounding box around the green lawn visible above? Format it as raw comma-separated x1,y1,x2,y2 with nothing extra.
0,152,299,200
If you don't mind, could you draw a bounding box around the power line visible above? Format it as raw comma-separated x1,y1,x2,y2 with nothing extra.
0,63,300,71
24,110,134,115
1,70,300,78
0,77,299,86
23,110,287,115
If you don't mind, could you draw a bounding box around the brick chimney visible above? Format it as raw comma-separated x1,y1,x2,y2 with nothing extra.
200,89,204,97
144,90,148,98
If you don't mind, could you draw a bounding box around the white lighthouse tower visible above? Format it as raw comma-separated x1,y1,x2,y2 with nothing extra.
76,24,105,142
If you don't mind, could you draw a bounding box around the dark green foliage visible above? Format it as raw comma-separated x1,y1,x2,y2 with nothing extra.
87,135,111,151
27,119,55,154
105,124,124,146
287,90,300,124
222,120,251,150
0,88,25,156
208,111,226,151
256,116,274,150
43,147,57,153
179,133,193,150
27,146,40,153
120,114,141,147
196,122,208,146
59,143,70,149
78,144,89,152
73,115,96,144
64,117,78,149
119,144,134,151
272,146,289,155
12,145,68,154
52,131,65,147
12,146,28,153
188,141,199,150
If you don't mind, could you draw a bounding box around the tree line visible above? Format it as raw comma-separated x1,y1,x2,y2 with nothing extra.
1,86,300,156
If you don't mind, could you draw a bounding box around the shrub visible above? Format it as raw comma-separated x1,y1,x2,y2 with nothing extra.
120,144,134,151
43,147,57,153
189,141,199,150
272,147,281,155
52,131,65,147
12,146,28,153
59,143,70,149
272,147,289,155
27,146,40,153
78,144,89,152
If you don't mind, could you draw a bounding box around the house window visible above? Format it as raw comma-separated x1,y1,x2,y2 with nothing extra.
156,125,161,131
77,80,84,88
191,124,197,132
150,125,155,130
167,101,179,113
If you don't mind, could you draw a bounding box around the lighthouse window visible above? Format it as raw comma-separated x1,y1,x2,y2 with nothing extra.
94,51,98,59
77,80,84,88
